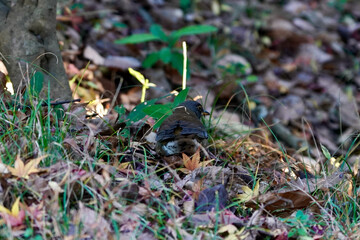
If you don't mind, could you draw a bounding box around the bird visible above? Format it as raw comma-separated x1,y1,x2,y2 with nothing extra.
156,100,210,157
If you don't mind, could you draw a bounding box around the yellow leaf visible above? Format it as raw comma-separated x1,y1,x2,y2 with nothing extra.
224,227,246,240
253,179,260,197
10,197,20,216
118,162,130,170
218,224,237,234
0,197,20,217
177,168,190,174
7,155,47,179
237,180,259,202
237,186,253,202
129,68,156,102
128,68,145,85
0,205,11,215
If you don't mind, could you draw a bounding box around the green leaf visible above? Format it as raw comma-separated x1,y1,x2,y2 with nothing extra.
30,71,44,96
114,105,126,116
153,117,167,129
86,81,99,89
143,103,173,129
288,229,297,238
114,105,127,123
127,94,171,125
246,75,258,83
143,52,160,68
170,51,190,77
127,98,159,123
143,104,172,119
119,128,130,139
173,88,189,107
297,228,308,236
150,24,168,41
159,47,172,64
171,25,218,39
321,144,331,160
24,227,33,238
113,22,127,28
115,33,160,44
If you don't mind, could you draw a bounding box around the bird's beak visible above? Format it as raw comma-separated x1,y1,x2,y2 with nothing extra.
202,111,210,116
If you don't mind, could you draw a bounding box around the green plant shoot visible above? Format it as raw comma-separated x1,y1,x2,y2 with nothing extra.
116,24,217,75
128,68,156,102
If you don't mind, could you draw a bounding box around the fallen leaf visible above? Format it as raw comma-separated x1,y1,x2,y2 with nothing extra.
7,155,47,179
179,148,213,173
0,162,9,174
246,190,320,217
237,180,259,202
218,224,238,234
185,148,200,170
0,197,26,227
195,184,228,212
48,181,64,193
139,181,162,199
72,202,111,239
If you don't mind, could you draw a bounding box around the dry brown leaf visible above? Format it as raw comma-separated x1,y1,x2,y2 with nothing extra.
246,189,320,217
139,181,162,199
192,178,205,201
183,148,201,171
179,149,213,173
73,202,111,239
24,201,45,229
7,155,47,179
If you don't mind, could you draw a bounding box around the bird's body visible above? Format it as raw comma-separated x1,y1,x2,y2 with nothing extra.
156,101,209,156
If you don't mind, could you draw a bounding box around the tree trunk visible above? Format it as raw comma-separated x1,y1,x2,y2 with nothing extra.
0,0,72,101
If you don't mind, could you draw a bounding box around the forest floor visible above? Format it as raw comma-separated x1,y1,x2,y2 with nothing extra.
0,0,360,239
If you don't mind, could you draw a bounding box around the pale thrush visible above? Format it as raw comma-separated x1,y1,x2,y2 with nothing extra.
156,100,209,156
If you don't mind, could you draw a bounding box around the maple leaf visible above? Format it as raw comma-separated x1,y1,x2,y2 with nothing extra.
237,180,260,202
0,197,26,227
179,149,213,173
7,155,47,179
183,149,201,171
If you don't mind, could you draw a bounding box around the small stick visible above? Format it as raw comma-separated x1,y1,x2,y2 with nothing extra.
41,98,81,106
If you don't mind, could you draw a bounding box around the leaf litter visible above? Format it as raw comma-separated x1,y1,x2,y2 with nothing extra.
0,0,359,239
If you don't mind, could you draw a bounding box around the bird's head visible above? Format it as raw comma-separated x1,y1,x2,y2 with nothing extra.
177,100,210,119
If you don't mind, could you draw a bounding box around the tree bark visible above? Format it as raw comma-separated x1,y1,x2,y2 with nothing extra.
0,0,72,101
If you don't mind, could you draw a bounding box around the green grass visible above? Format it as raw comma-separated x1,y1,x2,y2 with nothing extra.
0,82,359,239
